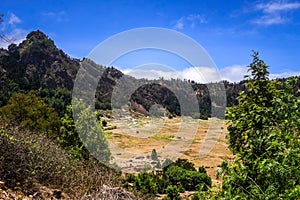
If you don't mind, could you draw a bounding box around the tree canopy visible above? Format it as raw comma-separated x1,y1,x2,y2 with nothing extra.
218,51,300,199
0,91,60,134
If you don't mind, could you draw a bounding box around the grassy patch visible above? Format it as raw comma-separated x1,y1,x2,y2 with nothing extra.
151,135,175,140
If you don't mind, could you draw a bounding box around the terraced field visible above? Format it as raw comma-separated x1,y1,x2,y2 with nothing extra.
104,116,233,184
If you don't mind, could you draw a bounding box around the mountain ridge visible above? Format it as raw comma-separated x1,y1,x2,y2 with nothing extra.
1,30,299,118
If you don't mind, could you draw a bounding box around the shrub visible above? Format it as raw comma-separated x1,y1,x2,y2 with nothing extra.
133,172,158,196
165,166,211,191
0,91,60,135
124,158,212,197
0,123,119,198
101,119,107,127
173,158,196,171
165,185,181,200
151,149,158,160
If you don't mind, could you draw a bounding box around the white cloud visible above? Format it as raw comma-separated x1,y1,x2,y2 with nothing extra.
182,67,220,83
0,13,26,48
219,65,300,82
252,15,286,25
174,14,207,30
174,18,184,30
220,65,249,83
256,1,300,13
270,71,300,79
123,66,222,83
8,13,21,25
122,65,300,83
125,68,180,80
42,11,68,22
0,28,27,48
252,1,300,25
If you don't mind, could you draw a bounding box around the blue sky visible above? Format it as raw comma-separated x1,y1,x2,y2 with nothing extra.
1,0,300,82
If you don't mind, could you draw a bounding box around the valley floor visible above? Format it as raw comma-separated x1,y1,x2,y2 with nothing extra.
104,116,234,184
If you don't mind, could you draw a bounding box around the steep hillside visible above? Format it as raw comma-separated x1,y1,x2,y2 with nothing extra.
1,30,299,117
0,30,79,91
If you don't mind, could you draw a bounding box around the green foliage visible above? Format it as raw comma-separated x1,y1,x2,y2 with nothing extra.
165,185,181,200
59,104,88,159
191,188,214,200
71,100,111,163
59,101,111,162
37,88,72,117
163,158,196,171
124,172,159,196
103,125,117,130
165,165,211,191
173,158,196,171
124,158,211,197
218,51,300,199
151,149,158,160
2,46,29,89
0,92,110,162
126,172,158,196
0,74,20,107
198,166,207,174
0,91,60,134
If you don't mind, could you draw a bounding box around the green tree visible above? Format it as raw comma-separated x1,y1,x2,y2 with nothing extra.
132,172,158,196
0,75,19,106
218,52,300,199
71,100,111,163
173,158,196,171
123,158,212,196
0,91,60,134
165,165,211,191
38,88,72,117
165,185,181,200
151,149,158,160
59,104,89,159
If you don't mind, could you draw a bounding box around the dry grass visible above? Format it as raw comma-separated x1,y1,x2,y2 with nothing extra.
104,116,234,183
0,121,127,199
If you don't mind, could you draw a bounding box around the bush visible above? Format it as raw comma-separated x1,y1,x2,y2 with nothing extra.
124,158,212,197
0,91,60,134
0,123,119,198
128,172,158,196
151,149,158,160
101,119,107,127
165,166,211,191
104,125,117,130
173,158,196,171
165,185,181,200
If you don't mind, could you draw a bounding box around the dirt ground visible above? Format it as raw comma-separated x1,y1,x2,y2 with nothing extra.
104,115,234,184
